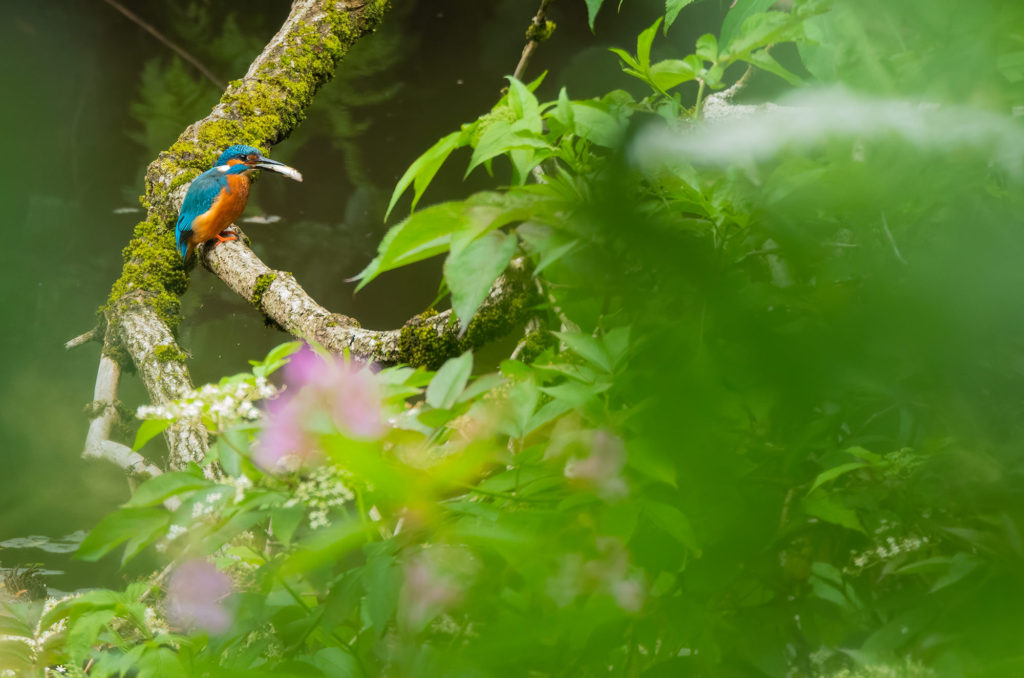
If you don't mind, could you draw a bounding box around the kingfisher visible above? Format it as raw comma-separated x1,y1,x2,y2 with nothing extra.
175,144,302,262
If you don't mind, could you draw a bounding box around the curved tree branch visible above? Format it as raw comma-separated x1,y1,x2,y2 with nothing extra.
201,227,535,367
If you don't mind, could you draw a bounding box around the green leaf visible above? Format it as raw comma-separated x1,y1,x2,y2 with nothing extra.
76,508,171,561
807,462,868,495
584,0,605,29
570,102,628,147
466,122,548,178
555,331,613,373
124,471,212,508
720,0,778,48
214,429,244,478
308,648,360,677
386,130,461,219
722,11,796,59
457,373,507,404
132,418,171,451
446,231,518,333
539,380,610,411
498,378,540,438
356,201,503,291
364,543,401,638
665,0,696,30
426,351,474,410
636,18,663,72
121,518,173,565
695,33,718,61
609,47,641,72
648,57,701,90
801,492,864,533
743,49,803,85
642,500,701,555
254,340,304,378
930,553,982,592
505,76,542,132
603,326,631,368
271,504,306,547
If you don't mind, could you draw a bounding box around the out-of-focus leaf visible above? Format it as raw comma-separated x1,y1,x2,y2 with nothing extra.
722,11,797,59
124,471,212,508
720,0,778,47
426,351,474,410
76,508,171,561
743,48,803,85
930,553,982,592
642,500,701,555
364,543,400,638
802,492,864,533
271,504,306,547
807,462,868,495
555,331,613,373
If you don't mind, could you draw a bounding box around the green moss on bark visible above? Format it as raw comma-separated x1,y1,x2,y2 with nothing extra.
397,264,539,368
154,343,189,363
251,272,277,308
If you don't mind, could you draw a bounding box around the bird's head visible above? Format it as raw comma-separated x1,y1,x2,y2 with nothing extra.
213,144,303,182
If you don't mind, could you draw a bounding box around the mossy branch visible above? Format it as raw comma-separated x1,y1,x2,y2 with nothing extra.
93,0,392,471
202,227,537,370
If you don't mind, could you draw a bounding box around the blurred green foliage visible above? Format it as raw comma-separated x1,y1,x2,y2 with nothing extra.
5,0,1024,676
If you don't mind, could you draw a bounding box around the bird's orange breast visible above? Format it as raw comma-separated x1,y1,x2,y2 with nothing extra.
189,174,251,244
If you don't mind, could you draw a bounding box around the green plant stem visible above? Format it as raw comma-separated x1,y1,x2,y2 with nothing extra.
694,78,707,119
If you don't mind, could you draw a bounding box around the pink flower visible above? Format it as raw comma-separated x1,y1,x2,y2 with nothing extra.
254,345,383,472
166,559,233,633
564,431,628,498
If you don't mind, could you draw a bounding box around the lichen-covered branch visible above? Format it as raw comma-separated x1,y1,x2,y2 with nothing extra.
202,227,537,369
106,293,210,472
93,0,391,470
82,353,163,479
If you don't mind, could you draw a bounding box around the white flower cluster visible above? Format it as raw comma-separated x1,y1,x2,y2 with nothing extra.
287,465,356,529
850,532,929,569
144,606,170,636
137,377,278,424
191,489,231,520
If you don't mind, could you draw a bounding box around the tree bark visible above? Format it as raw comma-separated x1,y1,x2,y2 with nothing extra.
202,228,534,367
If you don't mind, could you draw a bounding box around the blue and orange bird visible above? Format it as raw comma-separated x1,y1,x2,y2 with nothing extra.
175,145,303,262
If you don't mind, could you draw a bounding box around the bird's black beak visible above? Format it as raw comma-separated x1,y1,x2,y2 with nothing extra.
252,156,303,182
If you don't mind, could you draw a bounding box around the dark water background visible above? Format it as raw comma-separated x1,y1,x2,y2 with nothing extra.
0,0,727,591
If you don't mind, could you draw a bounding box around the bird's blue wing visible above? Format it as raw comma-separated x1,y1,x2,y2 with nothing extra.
176,168,228,259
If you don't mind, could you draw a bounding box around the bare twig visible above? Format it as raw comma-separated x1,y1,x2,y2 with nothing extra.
65,325,102,351
513,0,557,81
82,353,163,478
100,0,225,89
880,212,908,265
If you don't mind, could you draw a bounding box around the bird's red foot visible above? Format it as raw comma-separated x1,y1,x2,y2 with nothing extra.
214,231,238,244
